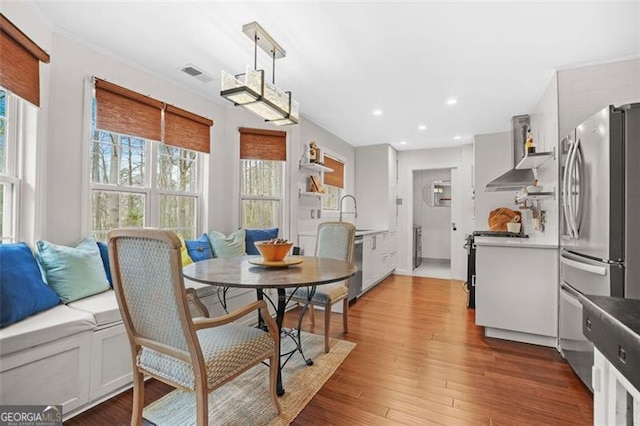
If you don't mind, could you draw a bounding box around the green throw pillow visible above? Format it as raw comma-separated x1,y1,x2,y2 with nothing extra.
207,229,246,258
36,237,111,303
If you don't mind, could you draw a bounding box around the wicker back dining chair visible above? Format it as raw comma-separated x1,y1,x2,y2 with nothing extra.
108,228,280,426
288,222,355,353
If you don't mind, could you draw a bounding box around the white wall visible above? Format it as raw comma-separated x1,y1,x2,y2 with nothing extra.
396,145,473,279
296,118,355,239
528,73,559,246
558,58,640,138
473,131,515,230
413,168,451,260
43,34,231,244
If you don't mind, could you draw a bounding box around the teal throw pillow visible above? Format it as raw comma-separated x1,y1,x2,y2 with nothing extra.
36,237,111,303
185,233,214,262
207,229,246,258
0,243,60,327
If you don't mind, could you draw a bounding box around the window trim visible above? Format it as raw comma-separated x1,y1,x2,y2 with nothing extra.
239,159,285,230
84,79,204,239
321,149,347,215
0,90,22,242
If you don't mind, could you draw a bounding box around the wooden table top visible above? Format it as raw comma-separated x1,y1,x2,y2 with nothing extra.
182,256,357,290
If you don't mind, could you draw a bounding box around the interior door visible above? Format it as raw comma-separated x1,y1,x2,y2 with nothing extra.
450,168,465,280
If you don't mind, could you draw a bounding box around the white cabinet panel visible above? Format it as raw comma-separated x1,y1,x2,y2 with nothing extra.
476,244,558,341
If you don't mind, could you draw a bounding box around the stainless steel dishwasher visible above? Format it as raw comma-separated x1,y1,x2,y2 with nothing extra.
348,235,363,302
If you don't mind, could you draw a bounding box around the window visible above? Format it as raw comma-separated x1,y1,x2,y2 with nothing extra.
90,79,212,241
322,155,344,211
89,127,200,241
0,16,50,242
0,88,20,243
239,128,286,229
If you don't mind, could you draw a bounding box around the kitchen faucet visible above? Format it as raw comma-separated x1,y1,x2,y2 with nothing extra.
339,195,358,222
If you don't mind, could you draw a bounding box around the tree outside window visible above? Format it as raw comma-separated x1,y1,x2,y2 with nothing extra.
240,159,282,229
90,106,200,241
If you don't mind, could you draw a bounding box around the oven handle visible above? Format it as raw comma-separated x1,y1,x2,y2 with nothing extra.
561,281,584,300
560,255,607,276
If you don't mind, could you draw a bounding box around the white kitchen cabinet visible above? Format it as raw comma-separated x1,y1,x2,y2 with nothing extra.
475,242,558,347
362,234,376,291
593,348,640,426
361,231,395,293
355,144,398,231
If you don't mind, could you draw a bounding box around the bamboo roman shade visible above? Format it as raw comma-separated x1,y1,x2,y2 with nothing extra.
95,79,163,142
323,155,344,188
95,78,213,152
239,127,287,161
0,14,50,107
164,105,213,153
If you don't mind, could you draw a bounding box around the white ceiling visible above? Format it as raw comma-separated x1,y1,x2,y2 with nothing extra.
32,1,640,151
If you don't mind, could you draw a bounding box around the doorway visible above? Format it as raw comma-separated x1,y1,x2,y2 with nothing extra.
412,168,452,279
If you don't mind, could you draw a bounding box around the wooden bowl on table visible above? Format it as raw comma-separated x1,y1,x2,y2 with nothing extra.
255,240,294,261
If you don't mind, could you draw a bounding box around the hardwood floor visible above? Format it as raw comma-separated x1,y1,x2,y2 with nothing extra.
66,274,593,425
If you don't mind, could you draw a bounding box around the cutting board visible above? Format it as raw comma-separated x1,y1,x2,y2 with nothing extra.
488,208,521,231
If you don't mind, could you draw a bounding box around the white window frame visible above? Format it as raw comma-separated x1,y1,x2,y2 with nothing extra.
0,89,22,243
85,83,203,240
321,150,346,217
239,159,285,230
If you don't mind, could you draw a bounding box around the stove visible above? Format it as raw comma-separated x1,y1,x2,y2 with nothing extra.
472,230,529,238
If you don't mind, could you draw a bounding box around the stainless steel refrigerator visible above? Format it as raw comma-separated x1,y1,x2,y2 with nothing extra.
559,103,640,390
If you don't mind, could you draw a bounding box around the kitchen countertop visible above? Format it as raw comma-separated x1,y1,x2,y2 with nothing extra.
474,236,558,249
582,295,640,391
299,228,387,237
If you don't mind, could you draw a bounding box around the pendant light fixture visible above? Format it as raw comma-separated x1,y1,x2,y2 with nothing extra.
220,22,299,126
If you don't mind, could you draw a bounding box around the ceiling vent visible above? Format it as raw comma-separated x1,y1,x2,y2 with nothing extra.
180,64,214,83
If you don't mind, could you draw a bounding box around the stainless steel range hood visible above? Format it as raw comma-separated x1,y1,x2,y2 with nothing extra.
485,168,535,192
485,114,534,192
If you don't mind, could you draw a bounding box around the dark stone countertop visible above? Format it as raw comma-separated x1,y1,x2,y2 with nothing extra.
582,295,640,391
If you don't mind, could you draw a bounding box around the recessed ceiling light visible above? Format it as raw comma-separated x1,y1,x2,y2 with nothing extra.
418,125,427,131
373,109,382,116
446,98,458,106
400,141,407,145
454,135,462,140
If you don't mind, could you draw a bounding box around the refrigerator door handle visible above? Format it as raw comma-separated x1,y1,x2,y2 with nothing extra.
563,137,576,239
574,141,585,235
561,255,608,276
566,138,581,239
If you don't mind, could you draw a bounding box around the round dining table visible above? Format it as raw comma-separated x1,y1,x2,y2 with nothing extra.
182,255,357,396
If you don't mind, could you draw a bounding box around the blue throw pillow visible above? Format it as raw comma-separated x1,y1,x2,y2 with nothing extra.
245,228,279,255
0,243,60,327
36,237,111,303
207,229,246,258
96,241,113,287
185,233,213,262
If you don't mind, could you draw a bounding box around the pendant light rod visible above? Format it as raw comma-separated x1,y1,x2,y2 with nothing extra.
272,50,276,84
253,33,258,70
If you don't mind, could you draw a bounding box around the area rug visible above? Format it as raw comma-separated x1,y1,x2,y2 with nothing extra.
143,332,355,425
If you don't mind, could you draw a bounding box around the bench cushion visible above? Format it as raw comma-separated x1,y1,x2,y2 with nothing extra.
0,304,95,356
67,290,121,327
